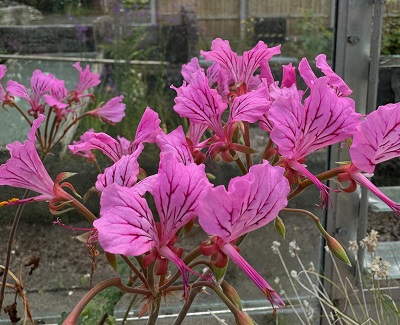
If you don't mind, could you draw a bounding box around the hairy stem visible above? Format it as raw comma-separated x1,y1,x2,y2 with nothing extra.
173,286,203,325
146,297,161,325
243,122,252,169
235,156,248,175
288,165,349,200
0,189,30,310
121,255,153,295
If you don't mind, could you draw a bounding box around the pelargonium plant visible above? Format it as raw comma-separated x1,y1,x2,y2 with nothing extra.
0,38,400,324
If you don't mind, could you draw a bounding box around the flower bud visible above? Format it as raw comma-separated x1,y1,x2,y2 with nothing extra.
326,235,351,266
274,216,286,239
221,281,242,310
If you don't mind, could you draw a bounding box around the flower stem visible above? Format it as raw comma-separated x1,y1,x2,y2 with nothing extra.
62,277,149,325
146,297,161,325
172,286,203,325
243,121,252,169
0,189,30,311
121,255,152,293
288,165,349,200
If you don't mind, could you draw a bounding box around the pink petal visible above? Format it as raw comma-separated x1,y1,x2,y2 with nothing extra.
281,63,296,88
173,69,226,137
201,38,240,83
132,107,162,150
6,80,31,101
188,122,208,147
269,77,360,160
350,170,400,215
132,174,157,196
154,152,210,246
70,129,96,161
73,62,101,96
0,115,54,200
316,54,352,96
68,131,122,162
156,126,194,165
228,81,270,124
30,70,54,103
220,243,284,307
95,144,143,191
50,78,67,101
206,62,230,101
350,103,400,173
43,94,69,110
87,95,126,123
95,183,159,255
241,42,281,87
298,58,316,88
198,161,289,241
0,65,5,79
118,136,131,156
181,57,203,83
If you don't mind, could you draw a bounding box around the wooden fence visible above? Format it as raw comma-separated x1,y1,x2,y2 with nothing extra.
157,0,400,47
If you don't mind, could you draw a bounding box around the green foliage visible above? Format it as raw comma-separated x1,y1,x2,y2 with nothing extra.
76,27,180,141
282,9,333,59
381,16,400,55
59,287,123,325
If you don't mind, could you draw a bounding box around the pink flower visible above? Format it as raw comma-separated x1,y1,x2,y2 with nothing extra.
156,126,194,165
201,38,281,94
7,70,55,114
70,129,96,162
197,161,290,308
0,115,73,208
341,103,400,214
85,95,126,124
269,77,361,206
70,108,162,163
43,78,69,119
70,62,101,100
69,108,162,191
299,54,352,96
172,69,270,160
94,153,211,295
95,144,143,192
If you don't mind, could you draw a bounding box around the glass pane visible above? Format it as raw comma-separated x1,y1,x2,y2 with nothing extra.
0,1,335,323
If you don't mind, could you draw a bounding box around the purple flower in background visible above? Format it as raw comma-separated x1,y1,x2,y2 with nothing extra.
85,95,126,124
7,70,55,114
70,62,101,101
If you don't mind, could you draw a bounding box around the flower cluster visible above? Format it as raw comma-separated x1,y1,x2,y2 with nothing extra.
1,37,400,323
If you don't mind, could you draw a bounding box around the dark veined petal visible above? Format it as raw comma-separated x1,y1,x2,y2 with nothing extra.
198,161,289,242
156,126,194,165
270,77,360,160
68,131,122,162
95,183,159,256
153,152,210,246
95,144,143,191
350,103,400,173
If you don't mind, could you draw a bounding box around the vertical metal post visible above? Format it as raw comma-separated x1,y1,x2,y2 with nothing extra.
324,0,384,306
151,0,157,25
